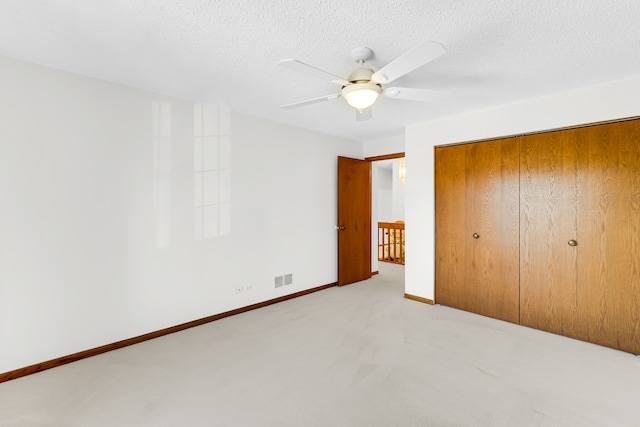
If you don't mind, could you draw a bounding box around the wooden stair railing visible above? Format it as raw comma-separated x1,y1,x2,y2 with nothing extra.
378,221,405,265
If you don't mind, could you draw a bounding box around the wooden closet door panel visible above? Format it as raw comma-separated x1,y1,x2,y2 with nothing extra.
519,132,583,338
435,144,472,309
468,138,520,323
577,120,640,354
436,139,519,323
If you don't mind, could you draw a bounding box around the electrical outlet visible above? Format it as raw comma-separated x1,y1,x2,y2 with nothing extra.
245,285,254,292
284,273,293,286
235,286,244,294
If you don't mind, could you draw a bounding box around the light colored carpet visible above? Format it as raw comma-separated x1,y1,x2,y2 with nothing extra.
1,263,639,426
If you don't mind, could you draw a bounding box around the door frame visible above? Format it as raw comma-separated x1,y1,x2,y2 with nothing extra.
365,152,406,275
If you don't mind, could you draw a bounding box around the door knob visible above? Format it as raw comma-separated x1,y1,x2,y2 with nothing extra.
472,233,480,239
568,239,577,246
340,226,345,230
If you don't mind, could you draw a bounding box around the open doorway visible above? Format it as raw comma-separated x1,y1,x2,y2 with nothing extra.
370,155,405,280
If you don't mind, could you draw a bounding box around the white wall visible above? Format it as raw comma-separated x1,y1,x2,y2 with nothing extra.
391,159,405,221
374,160,404,223
0,55,362,373
376,167,393,221
405,75,640,300
364,135,404,158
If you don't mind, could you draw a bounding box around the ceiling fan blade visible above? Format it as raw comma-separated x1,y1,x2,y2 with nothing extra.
280,93,341,109
382,87,448,102
356,107,372,121
278,59,349,86
371,41,446,85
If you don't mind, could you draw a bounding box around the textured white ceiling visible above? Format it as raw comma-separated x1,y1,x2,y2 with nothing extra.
1,1,639,141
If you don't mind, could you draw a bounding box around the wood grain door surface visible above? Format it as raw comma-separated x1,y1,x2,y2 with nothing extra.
337,156,371,286
436,118,640,354
435,144,469,311
520,120,640,353
519,131,582,338
575,121,640,353
435,138,520,323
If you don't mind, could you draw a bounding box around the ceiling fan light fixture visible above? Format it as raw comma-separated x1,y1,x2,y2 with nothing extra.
342,83,381,110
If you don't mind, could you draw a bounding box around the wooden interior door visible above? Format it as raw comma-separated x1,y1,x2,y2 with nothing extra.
576,120,640,353
337,156,371,286
519,131,583,339
435,138,520,323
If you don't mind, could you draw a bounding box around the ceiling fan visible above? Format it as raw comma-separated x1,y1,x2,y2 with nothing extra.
278,41,446,121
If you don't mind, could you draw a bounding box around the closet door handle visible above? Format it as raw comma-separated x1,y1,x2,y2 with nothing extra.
472,233,480,239
568,239,577,246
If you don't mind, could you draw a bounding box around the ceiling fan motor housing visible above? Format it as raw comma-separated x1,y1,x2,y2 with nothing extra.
347,67,376,84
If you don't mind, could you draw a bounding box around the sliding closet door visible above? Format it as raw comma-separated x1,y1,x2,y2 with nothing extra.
435,138,520,323
519,132,583,339
576,120,640,354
